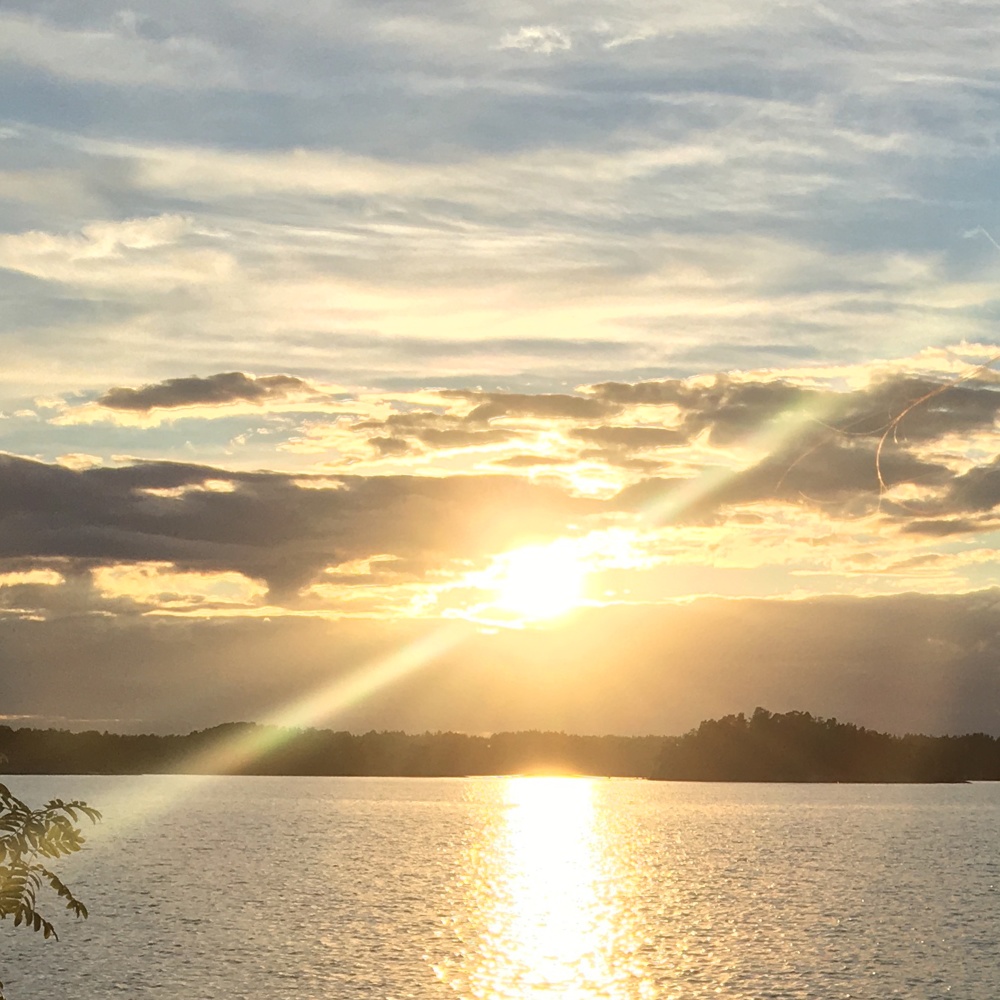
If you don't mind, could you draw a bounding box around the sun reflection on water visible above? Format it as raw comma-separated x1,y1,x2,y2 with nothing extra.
436,776,654,999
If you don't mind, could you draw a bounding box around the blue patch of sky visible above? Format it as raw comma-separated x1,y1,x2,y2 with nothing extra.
0,411,309,467
0,270,140,334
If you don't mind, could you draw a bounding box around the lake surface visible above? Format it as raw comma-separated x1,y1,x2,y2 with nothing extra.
4,775,1000,998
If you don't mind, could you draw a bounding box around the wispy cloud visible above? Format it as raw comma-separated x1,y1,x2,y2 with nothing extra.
0,10,241,88
497,26,572,55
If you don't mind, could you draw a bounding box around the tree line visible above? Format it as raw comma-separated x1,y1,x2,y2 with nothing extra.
7,709,1000,780
0,723,664,778
654,707,1000,782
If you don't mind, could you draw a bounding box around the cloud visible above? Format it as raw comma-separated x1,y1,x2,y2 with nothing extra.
7,590,1000,736
353,408,522,453
0,569,144,619
0,11,242,89
902,518,987,537
369,436,412,457
570,426,687,451
611,477,694,512
14,363,1000,602
845,375,1000,443
0,215,235,293
97,372,315,412
598,368,1000,523
620,438,951,523
592,371,1000,449
366,427,516,456
441,390,620,423
0,453,597,601
492,455,575,468
412,427,517,449
592,375,829,447
937,457,1000,514
738,438,949,507
354,411,463,434
6,104,1000,401
497,26,571,54
56,453,103,470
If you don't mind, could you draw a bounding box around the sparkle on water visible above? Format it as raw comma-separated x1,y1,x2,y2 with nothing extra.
441,777,654,999
7,775,1000,998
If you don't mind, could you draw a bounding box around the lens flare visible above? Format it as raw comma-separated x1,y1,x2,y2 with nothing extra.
78,623,468,844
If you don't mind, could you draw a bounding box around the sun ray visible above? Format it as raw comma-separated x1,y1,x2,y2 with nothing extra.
78,623,469,844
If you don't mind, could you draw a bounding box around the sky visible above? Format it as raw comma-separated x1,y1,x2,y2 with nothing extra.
4,0,1000,737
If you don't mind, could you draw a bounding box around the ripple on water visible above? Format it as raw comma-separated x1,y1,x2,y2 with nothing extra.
4,776,999,999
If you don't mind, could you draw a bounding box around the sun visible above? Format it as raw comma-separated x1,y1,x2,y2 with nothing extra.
487,541,589,621
436,530,644,627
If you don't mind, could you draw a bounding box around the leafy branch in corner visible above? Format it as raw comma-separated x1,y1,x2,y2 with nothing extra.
0,782,101,999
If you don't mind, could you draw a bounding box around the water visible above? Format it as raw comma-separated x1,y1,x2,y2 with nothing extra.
4,775,1000,998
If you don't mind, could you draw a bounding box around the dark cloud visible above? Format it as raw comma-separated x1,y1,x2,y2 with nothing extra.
491,455,575,468
591,373,1000,448
6,591,1000,737
359,410,519,451
368,427,515,456
440,390,620,423
7,368,995,612
613,477,692,512
0,572,144,619
577,451,664,472
941,457,1000,513
354,411,454,433
98,372,313,411
0,453,594,600
315,555,429,588
613,438,950,520
369,436,411,456
590,378,689,406
415,428,516,449
571,426,687,450
592,375,825,446
881,553,943,573
893,456,1000,522
361,412,519,454
902,518,990,537
828,376,1000,443
722,438,950,511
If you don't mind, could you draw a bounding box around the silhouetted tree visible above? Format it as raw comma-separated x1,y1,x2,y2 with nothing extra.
0,781,101,999
0,724,665,778
654,707,987,782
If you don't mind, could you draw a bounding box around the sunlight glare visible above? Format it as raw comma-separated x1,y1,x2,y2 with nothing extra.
491,541,588,620
434,776,655,998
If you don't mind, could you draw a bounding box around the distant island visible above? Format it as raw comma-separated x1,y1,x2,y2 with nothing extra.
653,707,1000,782
3,708,1000,781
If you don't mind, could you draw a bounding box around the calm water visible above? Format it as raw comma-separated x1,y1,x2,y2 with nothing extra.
4,775,1000,999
